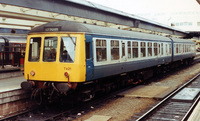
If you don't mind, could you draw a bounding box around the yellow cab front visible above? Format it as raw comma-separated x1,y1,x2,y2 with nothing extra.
24,32,86,83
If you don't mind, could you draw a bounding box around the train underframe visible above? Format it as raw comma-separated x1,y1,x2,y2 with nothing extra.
22,58,194,104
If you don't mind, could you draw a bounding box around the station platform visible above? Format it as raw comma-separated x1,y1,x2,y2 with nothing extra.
188,100,200,121
0,66,34,118
0,65,21,73
0,65,24,92
0,75,25,93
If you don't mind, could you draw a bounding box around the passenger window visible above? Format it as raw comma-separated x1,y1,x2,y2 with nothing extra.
28,37,41,62
192,45,195,51
96,39,107,62
111,40,119,60
148,42,152,57
165,44,168,55
158,43,161,55
141,42,146,57
176,44,178,54
128,41,131,59
86,42,91,59
182,44,184,53
59,37,76,62
161,43,163,55
174,44,176,54
184,45,186,53
122,43,125,57
169,44,171,54
132,41,138,58
154,43,158,56
189,45,191,52
43,37,58,62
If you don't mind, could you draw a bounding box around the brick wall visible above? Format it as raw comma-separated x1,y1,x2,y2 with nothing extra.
0,89,36,118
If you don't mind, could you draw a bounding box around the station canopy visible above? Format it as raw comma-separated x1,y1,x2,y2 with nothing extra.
0,0,191,38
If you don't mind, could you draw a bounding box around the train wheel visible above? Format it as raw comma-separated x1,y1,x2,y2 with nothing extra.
31,88,44,105
80,90,95,102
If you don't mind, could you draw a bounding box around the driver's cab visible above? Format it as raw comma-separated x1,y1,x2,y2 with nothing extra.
24,33,86,82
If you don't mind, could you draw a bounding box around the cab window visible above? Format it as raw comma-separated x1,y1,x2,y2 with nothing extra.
43,37,58,62
28,37,41,62
60,37,76,62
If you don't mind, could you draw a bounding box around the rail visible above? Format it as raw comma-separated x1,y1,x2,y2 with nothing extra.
136,73,200,121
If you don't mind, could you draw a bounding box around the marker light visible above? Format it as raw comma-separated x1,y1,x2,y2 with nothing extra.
64,72,69,77
30,70,35,76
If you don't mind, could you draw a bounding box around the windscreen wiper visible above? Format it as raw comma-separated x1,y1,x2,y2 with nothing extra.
67,33,76,46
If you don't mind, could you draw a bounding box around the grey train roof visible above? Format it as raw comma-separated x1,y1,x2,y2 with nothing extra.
30,21,191,42
0,35,27,43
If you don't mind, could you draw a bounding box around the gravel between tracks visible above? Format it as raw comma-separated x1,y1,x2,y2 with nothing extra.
75,63,200,121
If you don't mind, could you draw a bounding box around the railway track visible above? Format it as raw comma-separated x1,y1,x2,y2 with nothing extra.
135,73,200,121
2,85,133,121
2,58,200,121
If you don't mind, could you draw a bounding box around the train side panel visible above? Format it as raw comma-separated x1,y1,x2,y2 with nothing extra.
87,35,172,81
172,38,195,62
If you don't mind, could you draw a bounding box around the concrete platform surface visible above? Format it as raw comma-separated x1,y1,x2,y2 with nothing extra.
172,88,200,102
188,100,200,121
118,85,174,99
0,71,23,80
0,65,20,73
0,76,25,93
85,115,112,121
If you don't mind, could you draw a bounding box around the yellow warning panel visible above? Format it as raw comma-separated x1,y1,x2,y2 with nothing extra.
85,115,112,121
119,85,174,99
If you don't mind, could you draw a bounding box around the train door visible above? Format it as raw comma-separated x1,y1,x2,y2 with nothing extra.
85,35,94,81
120,40,127,62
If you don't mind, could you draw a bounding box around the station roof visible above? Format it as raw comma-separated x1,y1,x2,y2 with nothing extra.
0,0,190,38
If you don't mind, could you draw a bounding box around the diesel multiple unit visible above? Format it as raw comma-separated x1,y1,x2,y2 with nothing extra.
21,21,196,102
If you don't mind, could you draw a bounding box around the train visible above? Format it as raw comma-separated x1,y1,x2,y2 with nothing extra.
21,20,196,103
0,35,27,66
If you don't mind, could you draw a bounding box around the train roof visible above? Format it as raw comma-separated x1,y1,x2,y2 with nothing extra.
30,21,190,42
0,34,27,43
171,37,194,43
